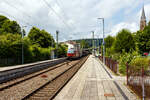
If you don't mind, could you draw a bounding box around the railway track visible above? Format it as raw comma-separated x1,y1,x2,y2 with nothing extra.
0,61,69,91
23,56,88,100
0,58,66,84
0,55,89,100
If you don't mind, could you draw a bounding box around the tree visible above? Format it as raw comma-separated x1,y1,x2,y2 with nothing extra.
114,29,135,53
28,27,55,48
135,23,150,54
0,33,22,59
105,35,115,48
0,16,21,34
57,44,67,57
80,39,90,49
0,15,8,28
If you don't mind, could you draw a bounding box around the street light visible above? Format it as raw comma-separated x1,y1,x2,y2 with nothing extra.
56,30,59,58
98,18,105,64
91,31,95,56
21,26,27,64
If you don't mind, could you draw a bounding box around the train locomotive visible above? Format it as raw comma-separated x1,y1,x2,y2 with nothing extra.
67,43,82,59
66,41,90,59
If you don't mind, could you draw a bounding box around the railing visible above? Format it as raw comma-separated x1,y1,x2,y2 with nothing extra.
126,64,150,99
99,56,118,74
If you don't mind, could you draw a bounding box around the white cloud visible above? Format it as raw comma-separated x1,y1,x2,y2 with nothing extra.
0,0,150,41
109,22,138,36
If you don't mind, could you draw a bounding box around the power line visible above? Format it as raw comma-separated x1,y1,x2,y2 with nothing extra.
55,0,77,30
3,0,45,29
4,0,32,21
0,11,33,27
43,0,72,32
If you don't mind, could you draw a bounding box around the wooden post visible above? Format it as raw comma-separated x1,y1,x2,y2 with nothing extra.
126,63,129,85
142,67,145,100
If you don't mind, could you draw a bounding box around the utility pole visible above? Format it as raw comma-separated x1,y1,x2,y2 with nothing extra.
98,18,105,64
56,30,59,58
21,26,27,64
92,31,95,56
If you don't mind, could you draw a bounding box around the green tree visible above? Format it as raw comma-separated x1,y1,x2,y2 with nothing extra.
105,35,115,48
0,15,8,28
0,33,22,59
135,23,150,54
57,44,67,57
80,39,90,49
105,35,115,57
0,18,21,34
114,29,135,53
28,27,55,48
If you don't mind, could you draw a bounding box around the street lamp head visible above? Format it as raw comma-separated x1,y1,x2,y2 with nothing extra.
56,30,59,34
97,18,104,20
22,26,27,28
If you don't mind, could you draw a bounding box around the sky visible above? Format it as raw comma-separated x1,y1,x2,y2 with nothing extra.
0,0,150,42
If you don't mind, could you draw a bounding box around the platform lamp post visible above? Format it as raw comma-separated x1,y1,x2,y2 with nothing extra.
21,26,27,64
56,30,59,58
98,18,105,64
92,31,95,55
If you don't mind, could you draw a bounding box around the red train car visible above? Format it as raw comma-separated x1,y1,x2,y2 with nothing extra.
66,42,82,59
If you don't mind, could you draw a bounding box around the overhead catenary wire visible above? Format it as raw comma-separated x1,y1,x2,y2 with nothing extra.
0,11,33,27
54,0,77,30
43,0,72,32
3,0,45,29
4,0,32,21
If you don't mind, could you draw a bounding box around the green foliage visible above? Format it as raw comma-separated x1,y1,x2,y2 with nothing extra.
28,27,55,48
114,29,135,53
119,50,140,75
32,45,50,61
105,35,115,48
0,16,21,34
130,57,149,71
57,44,67,57
0,15,68,66
135,24,150,54
80,39,90,49
0,15,8,28
0,33,22,58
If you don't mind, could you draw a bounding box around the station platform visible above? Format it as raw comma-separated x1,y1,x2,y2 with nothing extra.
54,55,137,100
0,58,66,72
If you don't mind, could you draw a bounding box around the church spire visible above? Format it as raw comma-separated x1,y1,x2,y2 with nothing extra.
140,5,146,31
141,6,146,21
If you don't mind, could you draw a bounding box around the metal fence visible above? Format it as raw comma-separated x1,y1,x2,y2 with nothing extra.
0,58,21,66
126,64,150,99
99,56,118,74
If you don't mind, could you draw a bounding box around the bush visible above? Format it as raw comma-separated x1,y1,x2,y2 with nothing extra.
57,44,67,58
119,50,139,75
130,57,149,72
28,45,51,62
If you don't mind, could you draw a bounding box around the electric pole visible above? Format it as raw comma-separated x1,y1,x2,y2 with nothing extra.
21,26,27,64
98,18,105,64
56,30,59,58
92,31,95,56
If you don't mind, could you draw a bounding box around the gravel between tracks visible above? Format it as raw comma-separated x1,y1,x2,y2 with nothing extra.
0,61,67,90
25,56,88,100
0,60,78,100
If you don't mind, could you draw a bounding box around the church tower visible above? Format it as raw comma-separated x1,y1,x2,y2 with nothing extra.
140,6,146,31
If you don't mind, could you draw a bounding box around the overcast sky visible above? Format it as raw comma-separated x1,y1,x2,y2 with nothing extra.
0,0,150,41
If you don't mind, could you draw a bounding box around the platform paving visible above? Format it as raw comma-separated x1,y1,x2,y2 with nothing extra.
53,55,138,100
